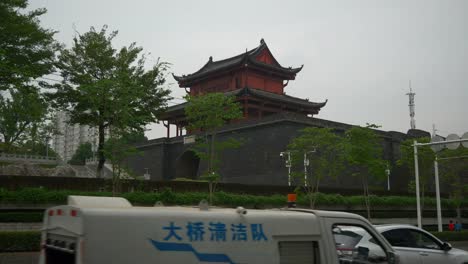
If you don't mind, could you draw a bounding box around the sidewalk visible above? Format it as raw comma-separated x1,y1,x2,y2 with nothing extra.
0,252,38,264
1,241,468,264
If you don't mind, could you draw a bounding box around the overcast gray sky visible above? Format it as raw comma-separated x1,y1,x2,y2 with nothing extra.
30,0,468,139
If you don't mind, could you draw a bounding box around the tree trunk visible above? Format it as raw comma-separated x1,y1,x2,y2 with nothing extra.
209,181,213,205
97,124,106,178
3,137,11,151
204,132,210,171
310,177,321,209
362,175,371,221
210,133,216,172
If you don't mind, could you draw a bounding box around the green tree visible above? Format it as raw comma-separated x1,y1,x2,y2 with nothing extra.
397,137,435,210
0,0,57,151
185,93,243,204
0,87,46,150
345,125,386,220
18,112,59,157
438,147,468,221
50,26,171,177
103,130,142,196
288,127,345,208
69,142,93,165
0,0,58,90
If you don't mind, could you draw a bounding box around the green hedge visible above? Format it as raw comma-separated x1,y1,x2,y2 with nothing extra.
0,188,467,209
0,209,459,223
431,231,468,242
0,212,43,222
0,231,40,252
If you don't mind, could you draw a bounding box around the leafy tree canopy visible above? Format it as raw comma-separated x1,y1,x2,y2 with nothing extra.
344,125,386,219
49,26,171,175
0,87,46,149
185,93,243,204
398,137,435,196
288,127,345,185
288,127,346,208
398,137,435,176
185,93,242,133
185,93,242,171
0,0,58,90
345,126,386,178
69,142,93,165
438,147,468,206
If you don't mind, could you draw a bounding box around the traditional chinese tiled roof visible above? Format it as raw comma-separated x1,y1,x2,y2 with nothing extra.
238,87,327,109
173,39,303,86
161,87,327,119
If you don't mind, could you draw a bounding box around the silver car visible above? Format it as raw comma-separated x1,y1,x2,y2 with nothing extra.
375,224,468,264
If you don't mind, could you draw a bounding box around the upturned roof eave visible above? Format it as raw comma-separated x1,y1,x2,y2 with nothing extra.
160,88,327,120
174,63,302,87
173,39,303,86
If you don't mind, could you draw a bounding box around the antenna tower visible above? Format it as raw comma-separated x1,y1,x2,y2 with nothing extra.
406,81,416,129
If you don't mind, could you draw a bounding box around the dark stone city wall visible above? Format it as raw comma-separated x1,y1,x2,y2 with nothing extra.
129,113,431,192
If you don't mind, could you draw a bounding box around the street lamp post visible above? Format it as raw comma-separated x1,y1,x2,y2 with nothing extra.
413,135,468,230
385,163,391,191
413,141,422,229
144,168,150,180
434,156,442,232
303,150,316,187
280,152,292,186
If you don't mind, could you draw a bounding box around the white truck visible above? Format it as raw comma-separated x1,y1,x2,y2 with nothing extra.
39,196,398,264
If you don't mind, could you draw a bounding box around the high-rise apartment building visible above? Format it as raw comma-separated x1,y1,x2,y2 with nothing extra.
53,111,100,162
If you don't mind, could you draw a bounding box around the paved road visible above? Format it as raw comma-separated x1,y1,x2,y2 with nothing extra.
451,241,468,251
2,242,468,264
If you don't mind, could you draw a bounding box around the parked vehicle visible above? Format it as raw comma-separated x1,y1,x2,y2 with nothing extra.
39,195,399,264
333,225,388,262
375,224,468,264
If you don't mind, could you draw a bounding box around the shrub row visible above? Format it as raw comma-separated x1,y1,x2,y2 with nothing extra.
0,209,461,223
0,231,40,252
0,188,467,208
0,212,43,222
431,231,468,242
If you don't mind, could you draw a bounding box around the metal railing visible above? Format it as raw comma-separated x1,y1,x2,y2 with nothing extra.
0,153,58,164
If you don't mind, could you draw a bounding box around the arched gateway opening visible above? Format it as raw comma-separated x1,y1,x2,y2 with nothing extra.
175,151,200,179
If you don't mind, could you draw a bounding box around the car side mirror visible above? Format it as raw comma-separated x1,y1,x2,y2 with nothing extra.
387,251,399,264
442,242,452,251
